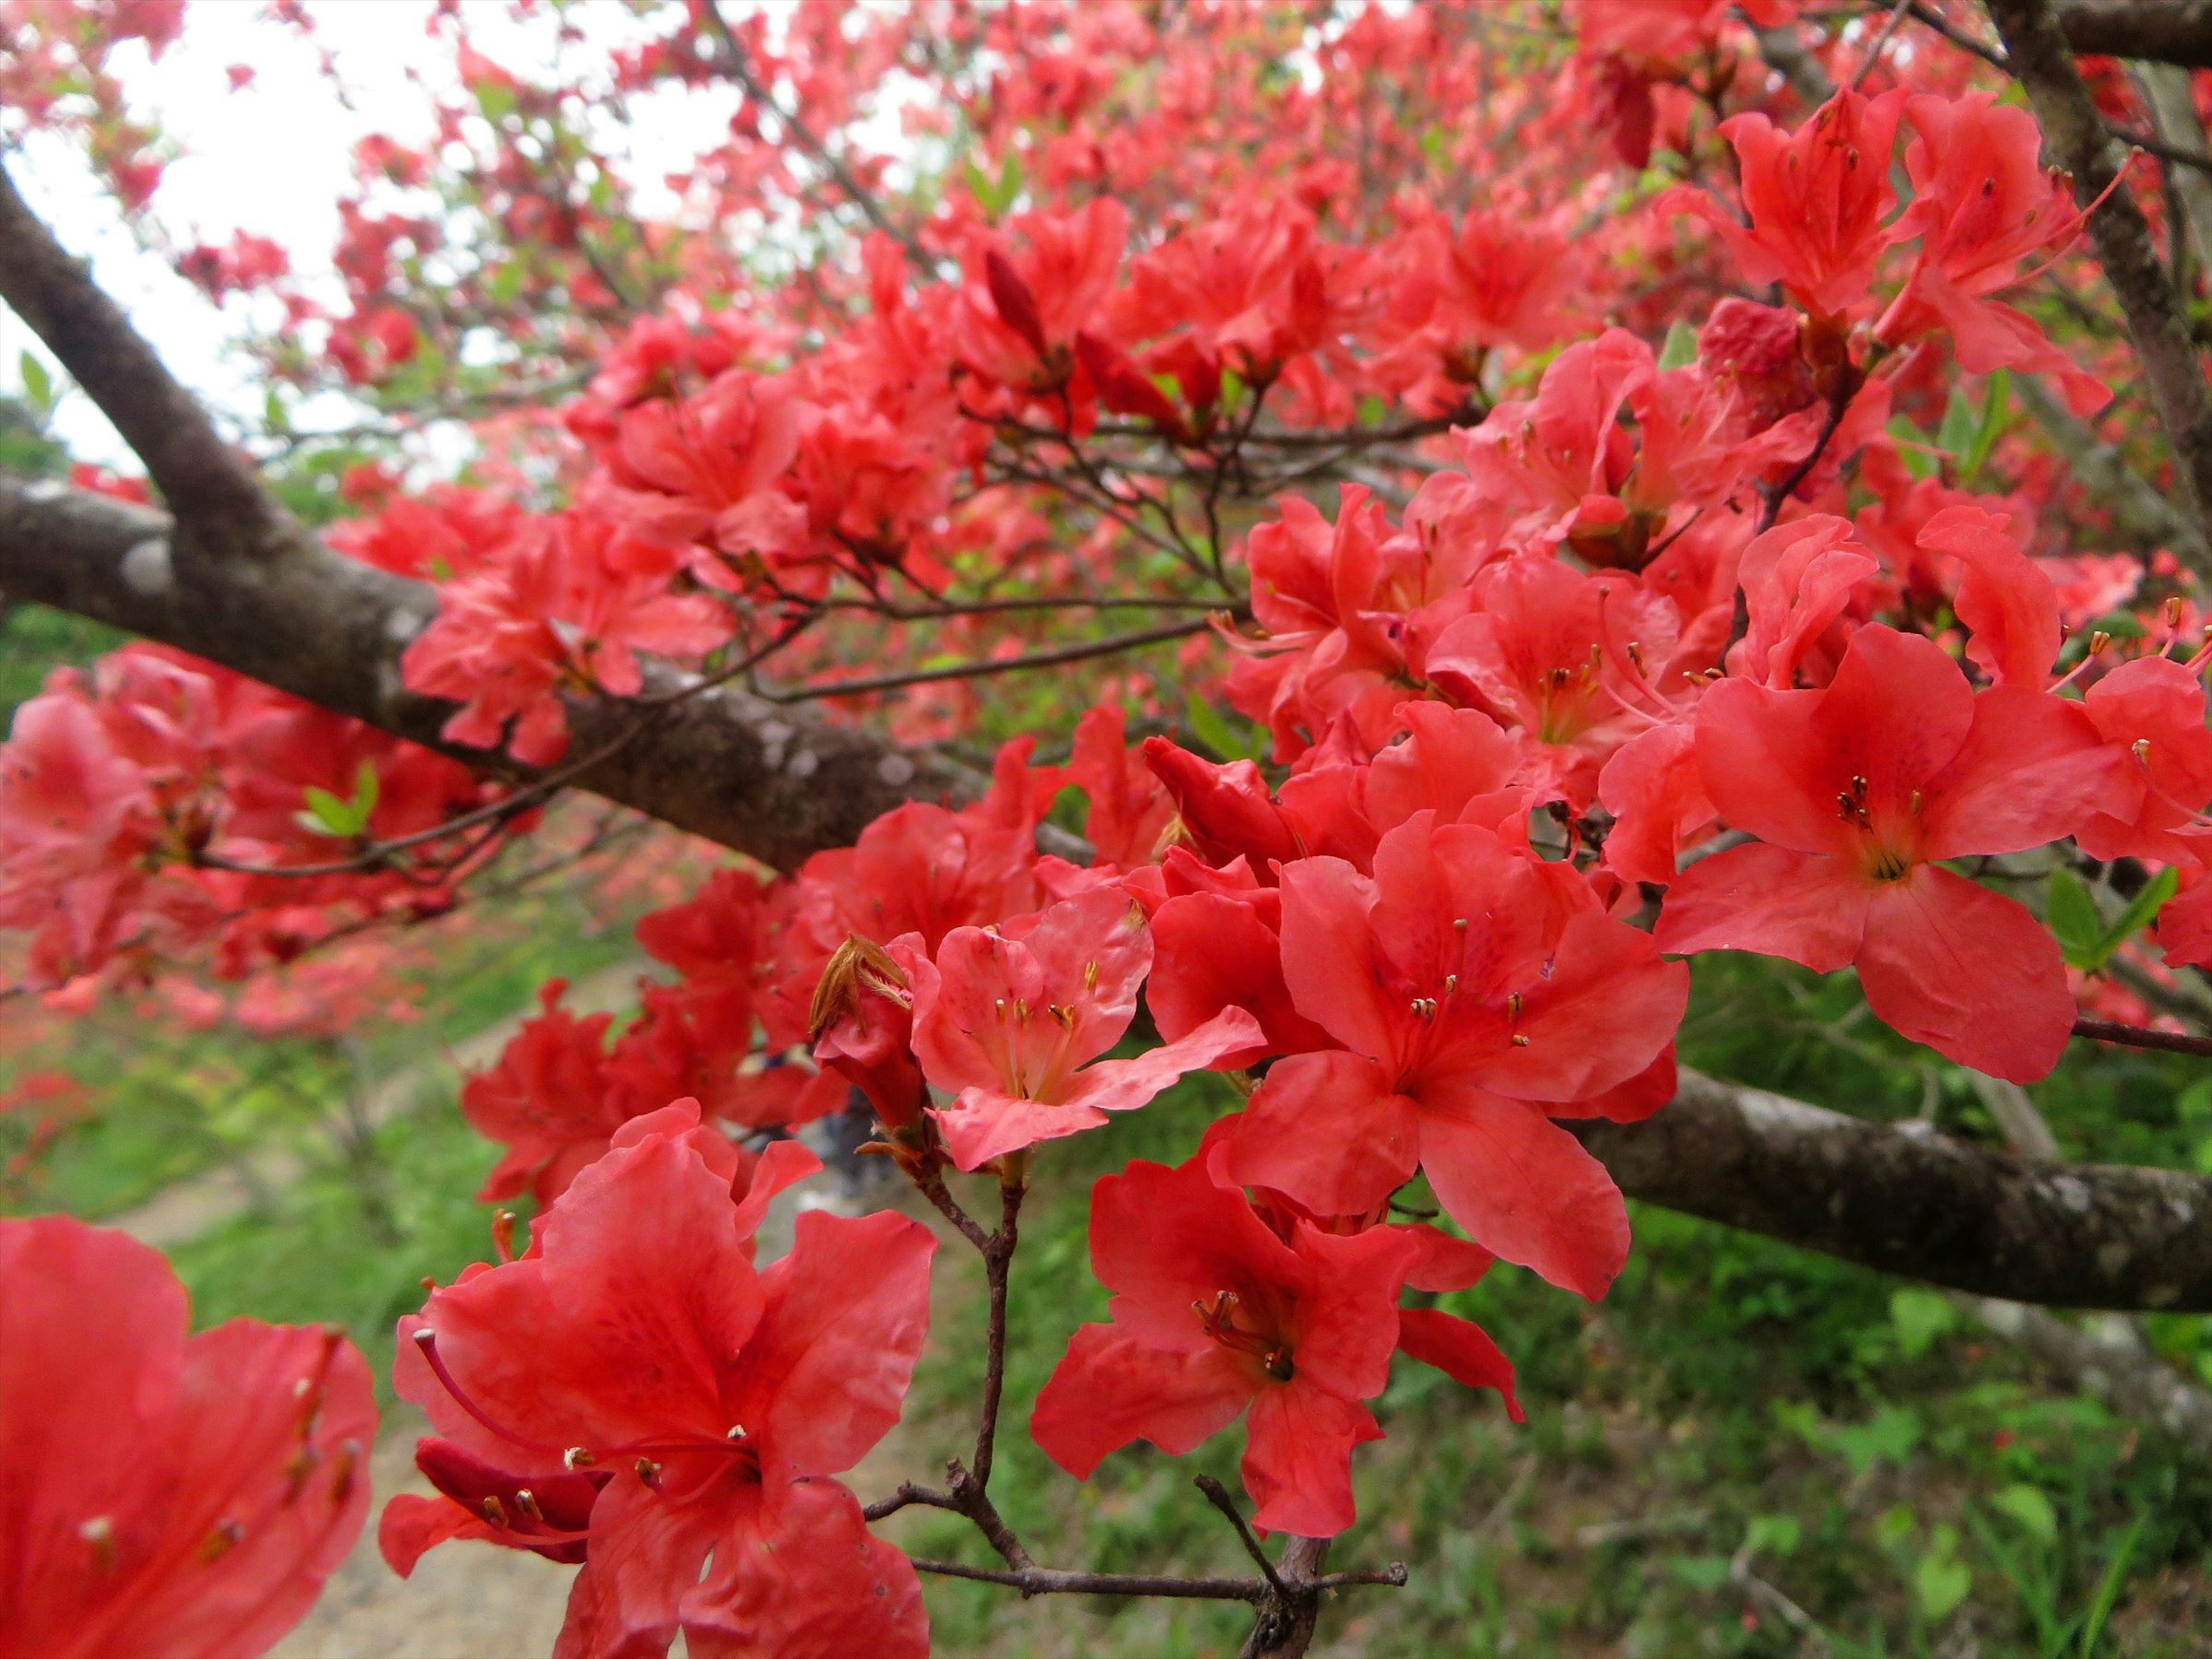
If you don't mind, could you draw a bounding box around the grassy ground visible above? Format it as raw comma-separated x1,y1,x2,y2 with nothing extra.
15,942,2212,1656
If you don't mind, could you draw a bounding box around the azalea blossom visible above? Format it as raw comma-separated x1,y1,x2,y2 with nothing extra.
0,1215,376,1659
384,1101,930,1659
903,886,1262,1169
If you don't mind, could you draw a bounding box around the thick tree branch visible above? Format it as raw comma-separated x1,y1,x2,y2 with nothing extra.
1983,0,2212,575
0,158,284,548
0,476,968,870
1578,1068,2212,1312
2061,0,2212,64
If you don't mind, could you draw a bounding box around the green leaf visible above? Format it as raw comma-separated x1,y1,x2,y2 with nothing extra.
1991,1483,2058,1544
1668,1554,1733,1592
1961,369,2012,484
1188,692,1264,763
2092,865,2180,968
1915,1554,1972,1623
1743,1514,1802,1559
1658,319,1699,372
2077,1517,2143,1654
299,785,365,838
1936,386,1978,463
1887,415,1938,480
1889,1286,1959,1359
2047,869,2105,967
350,757,381,821
18,351,52,411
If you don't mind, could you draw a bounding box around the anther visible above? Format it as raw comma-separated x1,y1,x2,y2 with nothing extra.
514,1488,544,1522
492,1210,518,1263
2090,630,2113,656
2168,597,2186,627
79,1516,116,1570
1443,974,1458,995
1512,1034,1531,1047
1453,917,1468,933
1050,1003,1075,1029
564,1446,595,1470
1083,960,1100,990
2134,738,2153,764
481,1495,509,1528
1908,790,1923,814
635,1457,661,1488
726,1423,748,1441
1508,991,1522,1018
197,1519,245,1562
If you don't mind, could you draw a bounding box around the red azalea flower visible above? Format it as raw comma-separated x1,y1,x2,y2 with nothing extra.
1669,88,1907,328
1215,813,1688,1300
383,1104,930,1659
903,887,1262,1169
0,1215,376,1659
1656,625,2125,1080
1031,1153,1419,1537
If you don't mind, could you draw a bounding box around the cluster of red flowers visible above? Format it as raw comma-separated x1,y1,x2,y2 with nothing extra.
0,642,499,1002
6,5,2212,1656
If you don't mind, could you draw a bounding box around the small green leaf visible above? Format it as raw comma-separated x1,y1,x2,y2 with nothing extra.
1915,1554,1972,1623
1188,692,1265,763
1743,1514,1802,1558
1658,319,1699,372
1668,1554,1733,1592
18,351,52,411
300,785,364,838
1961,369,2012,484
1936,387,1978,463
1887,415,1938,480
2092,865,2180,968
2047,869,2105,966
350,757,381,821
1889,1287,1959,1359
1991,1484,2058,1544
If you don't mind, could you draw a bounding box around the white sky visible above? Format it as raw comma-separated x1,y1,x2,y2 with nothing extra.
2,0,745,466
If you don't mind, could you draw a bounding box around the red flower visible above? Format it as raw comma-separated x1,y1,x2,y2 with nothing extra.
385,1103,931,1659
0,1215,375,1659
1877,94,2109,413
904,887,1262,1169
1671,88,1907,327
1656,626,2124,1080
461,978,620,1206
1215,815,1688,1299
2077,656,2212,865
1031,1153,1420,1537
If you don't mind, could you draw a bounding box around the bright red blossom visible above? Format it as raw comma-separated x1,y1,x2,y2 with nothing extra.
0,1216,375,1659
384,1101,931,1659
1656,626,2124,1081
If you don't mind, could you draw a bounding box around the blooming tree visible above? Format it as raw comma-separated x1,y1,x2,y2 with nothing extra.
7,0,2212,1654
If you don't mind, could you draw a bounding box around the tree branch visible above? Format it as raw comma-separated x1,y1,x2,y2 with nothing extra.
2061,0,2212,65
0,475,969,870
1578,1067,2212,1311
0,158,285,547
1983,0,2212,578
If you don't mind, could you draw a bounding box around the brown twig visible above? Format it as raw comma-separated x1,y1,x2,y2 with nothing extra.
2073,1016,2212,1058
753,616,1214,703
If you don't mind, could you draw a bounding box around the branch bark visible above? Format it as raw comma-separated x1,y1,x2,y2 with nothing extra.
1983,0,2212,575
1577,1068,2212,1312
2061,0,2212,65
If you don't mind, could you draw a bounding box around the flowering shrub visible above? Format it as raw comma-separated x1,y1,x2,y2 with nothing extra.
5,0,2212,1654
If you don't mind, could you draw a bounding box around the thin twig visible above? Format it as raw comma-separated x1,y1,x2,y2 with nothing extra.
753,616,1214,703
2073,1017,2212,1058
1195,1476,1290,1596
